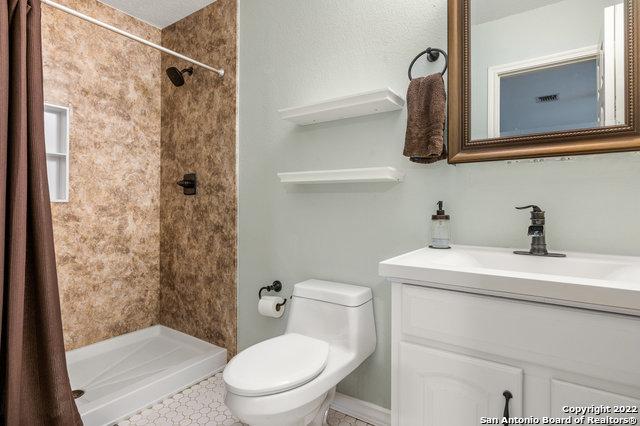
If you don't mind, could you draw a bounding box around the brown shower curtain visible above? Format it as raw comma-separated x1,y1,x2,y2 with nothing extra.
0,0,82,424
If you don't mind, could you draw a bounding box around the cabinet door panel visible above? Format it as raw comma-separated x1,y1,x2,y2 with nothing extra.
398,343,523,425
400,285,640,387
551,380,640,420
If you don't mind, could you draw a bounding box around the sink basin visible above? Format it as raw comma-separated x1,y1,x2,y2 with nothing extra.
379,245,640,314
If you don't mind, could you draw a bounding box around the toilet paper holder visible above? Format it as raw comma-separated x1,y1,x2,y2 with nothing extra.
258,280,287,312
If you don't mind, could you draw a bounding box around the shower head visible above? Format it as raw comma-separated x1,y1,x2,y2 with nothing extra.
166,66,193,87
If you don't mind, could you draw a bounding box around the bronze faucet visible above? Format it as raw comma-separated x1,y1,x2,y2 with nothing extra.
514,205,566,257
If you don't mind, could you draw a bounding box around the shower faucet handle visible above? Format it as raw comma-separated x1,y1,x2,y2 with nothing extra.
177,173,197,195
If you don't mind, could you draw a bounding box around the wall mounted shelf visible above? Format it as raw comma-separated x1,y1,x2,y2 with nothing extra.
278,167,404,184
278,88,405,126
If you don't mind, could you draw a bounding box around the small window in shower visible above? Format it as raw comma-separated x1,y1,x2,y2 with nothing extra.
44,103,70,202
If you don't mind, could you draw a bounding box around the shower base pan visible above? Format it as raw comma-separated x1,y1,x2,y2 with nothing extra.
66,325,227,426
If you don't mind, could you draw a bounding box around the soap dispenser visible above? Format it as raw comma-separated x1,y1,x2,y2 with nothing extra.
430,201,451,249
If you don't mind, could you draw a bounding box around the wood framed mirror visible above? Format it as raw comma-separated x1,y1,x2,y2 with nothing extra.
448,0,640,163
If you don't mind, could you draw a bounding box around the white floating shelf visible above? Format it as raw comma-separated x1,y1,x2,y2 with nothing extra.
278,167,404,184
278,88,405,126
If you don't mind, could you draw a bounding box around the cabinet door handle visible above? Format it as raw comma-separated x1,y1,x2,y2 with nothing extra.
502,391,513,425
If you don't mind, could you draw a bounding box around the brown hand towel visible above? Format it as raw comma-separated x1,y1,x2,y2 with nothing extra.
403,74,447,163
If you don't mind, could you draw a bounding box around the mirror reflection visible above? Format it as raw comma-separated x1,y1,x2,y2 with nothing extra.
470,0,626,140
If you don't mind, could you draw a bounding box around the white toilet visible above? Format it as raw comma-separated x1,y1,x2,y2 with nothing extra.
223,279,376,426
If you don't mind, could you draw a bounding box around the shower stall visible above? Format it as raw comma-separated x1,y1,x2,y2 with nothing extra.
41,0,238,424
67,326,226,425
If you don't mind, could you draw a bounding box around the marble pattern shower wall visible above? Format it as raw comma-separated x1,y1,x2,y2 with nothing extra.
42,0,162,350
159,0,238,355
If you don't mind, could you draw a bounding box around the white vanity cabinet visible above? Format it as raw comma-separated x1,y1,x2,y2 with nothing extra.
391,282,640,426
550,380,640,418
397,342,522,425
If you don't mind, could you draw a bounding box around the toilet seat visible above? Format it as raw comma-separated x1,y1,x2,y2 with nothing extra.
223,333,329,397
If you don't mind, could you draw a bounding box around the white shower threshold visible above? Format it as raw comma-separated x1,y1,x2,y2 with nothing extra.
66,325,227,426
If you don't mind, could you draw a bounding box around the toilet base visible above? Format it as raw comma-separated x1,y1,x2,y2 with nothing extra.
307,387,336,426
225,387,337,426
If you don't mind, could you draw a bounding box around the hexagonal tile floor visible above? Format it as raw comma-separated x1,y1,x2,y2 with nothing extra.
119,372,372,426
326,409,373,426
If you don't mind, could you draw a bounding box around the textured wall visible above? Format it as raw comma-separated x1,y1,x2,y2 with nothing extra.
238,0,640,409
42,0,162,350
159,0,238,356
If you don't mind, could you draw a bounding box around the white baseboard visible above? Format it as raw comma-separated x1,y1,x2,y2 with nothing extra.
331,392,391,426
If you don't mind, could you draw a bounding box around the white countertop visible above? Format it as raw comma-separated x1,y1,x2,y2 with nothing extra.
379,245,640,315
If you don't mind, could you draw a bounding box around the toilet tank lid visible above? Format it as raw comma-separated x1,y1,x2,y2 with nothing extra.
292,279,372,307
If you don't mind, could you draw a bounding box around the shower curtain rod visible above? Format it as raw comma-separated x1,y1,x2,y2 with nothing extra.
41,0,225,77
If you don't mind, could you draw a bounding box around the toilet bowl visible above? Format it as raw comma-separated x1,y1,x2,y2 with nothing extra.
223,279,376,426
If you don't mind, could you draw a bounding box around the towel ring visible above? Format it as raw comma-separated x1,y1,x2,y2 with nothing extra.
408,47,448,80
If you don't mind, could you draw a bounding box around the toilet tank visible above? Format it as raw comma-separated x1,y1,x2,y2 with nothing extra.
285,280,376,358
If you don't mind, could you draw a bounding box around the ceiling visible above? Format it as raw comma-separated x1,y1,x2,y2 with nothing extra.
472,0,566,24
98,0,217,28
